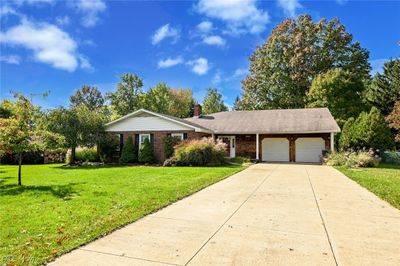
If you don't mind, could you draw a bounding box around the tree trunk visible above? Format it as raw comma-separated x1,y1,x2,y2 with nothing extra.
18,153,22,186
71,146,76,165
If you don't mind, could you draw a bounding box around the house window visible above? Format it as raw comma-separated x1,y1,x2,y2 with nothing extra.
171,133,184,141
139,134,150,149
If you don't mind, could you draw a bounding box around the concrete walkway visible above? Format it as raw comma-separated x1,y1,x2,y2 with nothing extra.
50,164,400,266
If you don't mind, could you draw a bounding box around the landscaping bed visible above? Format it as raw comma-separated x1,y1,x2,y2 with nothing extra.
0,164,245,266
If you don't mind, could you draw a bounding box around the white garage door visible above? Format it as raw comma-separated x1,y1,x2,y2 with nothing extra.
262,138,289,162
295,138,325,163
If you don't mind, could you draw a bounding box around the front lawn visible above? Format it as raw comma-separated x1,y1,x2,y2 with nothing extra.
0,164,244,266
337,163,400,209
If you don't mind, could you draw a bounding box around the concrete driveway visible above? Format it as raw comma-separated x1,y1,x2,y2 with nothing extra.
50,164,400,266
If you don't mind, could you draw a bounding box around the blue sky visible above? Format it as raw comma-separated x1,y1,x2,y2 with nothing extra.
1,0,399,109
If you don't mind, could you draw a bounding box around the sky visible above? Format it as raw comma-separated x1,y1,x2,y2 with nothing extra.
1,0,399,109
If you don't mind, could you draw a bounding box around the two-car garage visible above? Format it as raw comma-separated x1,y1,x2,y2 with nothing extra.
261,137,326,163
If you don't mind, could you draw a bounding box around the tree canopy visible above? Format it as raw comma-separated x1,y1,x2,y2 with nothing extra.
70,85,105,111
202,88,228,114
307,68,367,127
106,73,145,118
241,15,370,110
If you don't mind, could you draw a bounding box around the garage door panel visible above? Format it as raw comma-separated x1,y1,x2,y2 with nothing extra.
295,138,325,163
262,138,289,162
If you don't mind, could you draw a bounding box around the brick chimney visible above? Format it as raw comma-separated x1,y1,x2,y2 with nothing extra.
193,104,202,117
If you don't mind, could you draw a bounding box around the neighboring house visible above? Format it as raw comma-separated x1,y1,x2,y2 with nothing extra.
104,105,340,163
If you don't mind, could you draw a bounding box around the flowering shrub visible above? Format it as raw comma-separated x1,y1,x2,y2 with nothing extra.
164,138,227,166
324,149,380,168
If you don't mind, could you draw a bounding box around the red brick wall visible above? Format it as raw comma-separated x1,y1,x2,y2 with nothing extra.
236,135,257,158
109,131,211,163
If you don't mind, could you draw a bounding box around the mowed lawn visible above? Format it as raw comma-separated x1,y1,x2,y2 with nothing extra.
0,164,244,266
337,163,400,209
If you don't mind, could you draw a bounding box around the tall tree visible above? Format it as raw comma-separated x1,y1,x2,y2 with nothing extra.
70,85,105,111
106,73,144,118
307,68,367,127
143,83,173,114
366,59,400,116
0,94,49,185
232,96,243,111
46,105,106,164
241,15,370,110
202,88,228,114
169,89,195,118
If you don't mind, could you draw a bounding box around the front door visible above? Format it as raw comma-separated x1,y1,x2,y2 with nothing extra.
220,136,236,158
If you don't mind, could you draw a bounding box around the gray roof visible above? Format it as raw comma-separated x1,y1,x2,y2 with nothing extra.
185,108,340,134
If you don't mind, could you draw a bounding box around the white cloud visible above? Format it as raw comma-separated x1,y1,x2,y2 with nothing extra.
151,23,180,45
197,21,213,33
187,57,210,75
79,54,94,72
277,0,301,18
74,0,106,28
0,19,88,72
203,35,226,47
158,57,184,68
56,16,70,26
196,0,270,34
15,0,54,5
0,55,21,64
232,68,248,78
0,5,18,17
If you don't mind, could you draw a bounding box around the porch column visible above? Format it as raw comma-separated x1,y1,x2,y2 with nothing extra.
256,133,259,160
330,132,335,152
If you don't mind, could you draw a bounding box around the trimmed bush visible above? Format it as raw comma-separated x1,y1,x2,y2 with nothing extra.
163,135,181,159
325,150,380,168
169,138,227,166
138,138,154,163
120,136,137,163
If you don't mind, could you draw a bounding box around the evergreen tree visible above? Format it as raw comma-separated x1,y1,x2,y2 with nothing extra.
138,138,154,163
120,136,137,163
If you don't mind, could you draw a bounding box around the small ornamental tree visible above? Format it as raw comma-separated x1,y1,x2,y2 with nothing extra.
339,117,355,151
386,101,400,143
0,93,54,185
120,136,137,163
138,138,154,163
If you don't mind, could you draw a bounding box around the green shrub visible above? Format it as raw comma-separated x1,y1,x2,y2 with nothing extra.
325,150,379,168
339,107,395,151
170,138,227,166
98,134,119,163
163,135,181,159
382,151,400,165
66,147,99,163
120,136,137,163
138,138,154,163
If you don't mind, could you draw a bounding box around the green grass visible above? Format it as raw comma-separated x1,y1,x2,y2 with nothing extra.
337,163,400,209
0,164,244,266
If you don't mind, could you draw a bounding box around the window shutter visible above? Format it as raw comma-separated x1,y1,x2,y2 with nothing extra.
150,134,155,149
183,133,188,140
134,134,139,152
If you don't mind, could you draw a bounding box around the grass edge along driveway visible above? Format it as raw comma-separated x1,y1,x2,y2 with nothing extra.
336,163,400,210
0,164,245,266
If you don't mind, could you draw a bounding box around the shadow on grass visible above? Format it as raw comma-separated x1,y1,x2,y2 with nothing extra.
0,182,81,199
378,163,400,170
51,164,134,170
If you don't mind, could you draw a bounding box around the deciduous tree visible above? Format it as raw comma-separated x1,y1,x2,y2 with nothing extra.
106,73,145,118
70,85,104,111
307,68,367,127
241,15,370,110
386,101,400,142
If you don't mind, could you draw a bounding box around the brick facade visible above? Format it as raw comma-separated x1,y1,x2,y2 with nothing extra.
110,131,331,163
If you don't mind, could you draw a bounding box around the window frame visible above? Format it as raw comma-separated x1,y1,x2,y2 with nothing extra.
139,134,151,149
171,133,184,141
